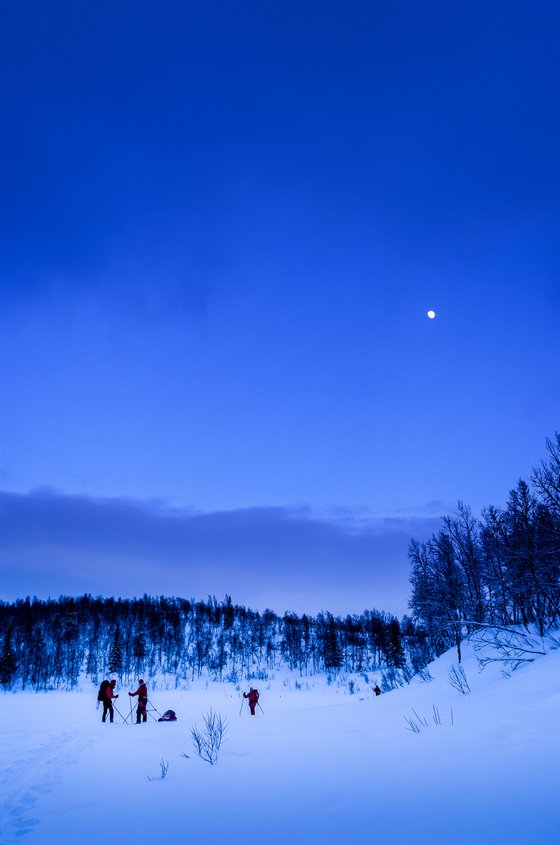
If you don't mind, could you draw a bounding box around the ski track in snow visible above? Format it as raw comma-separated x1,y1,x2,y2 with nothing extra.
0,730,89,843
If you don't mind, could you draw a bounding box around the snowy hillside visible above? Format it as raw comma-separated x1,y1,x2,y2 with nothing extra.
1,639,560,845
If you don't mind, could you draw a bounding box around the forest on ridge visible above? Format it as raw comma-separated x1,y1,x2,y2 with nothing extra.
1,433,559,691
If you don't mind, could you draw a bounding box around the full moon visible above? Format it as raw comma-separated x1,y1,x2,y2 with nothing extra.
427,310,436,319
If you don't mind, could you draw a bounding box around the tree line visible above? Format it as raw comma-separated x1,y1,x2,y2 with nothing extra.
409,433,560,660
0,593,429,691
5,435,557,690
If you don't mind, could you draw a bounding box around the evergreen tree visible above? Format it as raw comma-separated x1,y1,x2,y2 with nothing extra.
108,625,124,675
320,614,343,670
0,627,17,688
29,626,48,690
385,619,406,668
132,624,147,673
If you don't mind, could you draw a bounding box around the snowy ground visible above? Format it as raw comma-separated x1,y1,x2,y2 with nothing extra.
2,643,560,845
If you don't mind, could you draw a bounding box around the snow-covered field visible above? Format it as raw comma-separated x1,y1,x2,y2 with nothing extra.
2,643,560,845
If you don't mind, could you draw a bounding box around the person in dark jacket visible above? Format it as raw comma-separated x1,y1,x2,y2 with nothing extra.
102,679,119,723
374,684,381,696
243,687,260,715
129,678,148,723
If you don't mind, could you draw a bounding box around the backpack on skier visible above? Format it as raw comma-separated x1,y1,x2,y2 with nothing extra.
97,679,110,702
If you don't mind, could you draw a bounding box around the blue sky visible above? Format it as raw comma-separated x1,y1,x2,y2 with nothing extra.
1,1,559,616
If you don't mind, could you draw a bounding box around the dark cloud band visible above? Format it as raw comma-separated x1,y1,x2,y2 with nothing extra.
0,489,441,617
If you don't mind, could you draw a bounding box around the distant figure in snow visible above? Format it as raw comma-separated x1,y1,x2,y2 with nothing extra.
243,687,260,715
129,678,148,723
374,684,381,697
103,679,119,723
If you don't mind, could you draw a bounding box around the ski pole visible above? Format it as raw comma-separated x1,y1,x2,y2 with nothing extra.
257,702,265,715
112,703,127,724
239,697,245,716
121,693,133,724
126,696,134,725
145,705,159,722
147,697,163,717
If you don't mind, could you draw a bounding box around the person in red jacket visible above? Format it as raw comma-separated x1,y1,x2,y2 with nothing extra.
243,687,260,715
129,678,148,723
102,679,119,723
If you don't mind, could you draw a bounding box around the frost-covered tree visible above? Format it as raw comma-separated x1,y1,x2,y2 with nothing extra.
409,434,560,653
409,529,467,662
443,502,486,627
532,432,560,516
502,480,559,634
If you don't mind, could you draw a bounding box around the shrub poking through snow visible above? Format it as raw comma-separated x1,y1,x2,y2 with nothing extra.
448,664,470,694
147,758,169,781
191,709,228,765
404,709,429,733
404,705,454,733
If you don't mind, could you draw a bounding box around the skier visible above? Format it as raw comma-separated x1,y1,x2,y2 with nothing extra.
129,678,148,723
374,684,381,696
243,686,260,715
102,679,119,723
